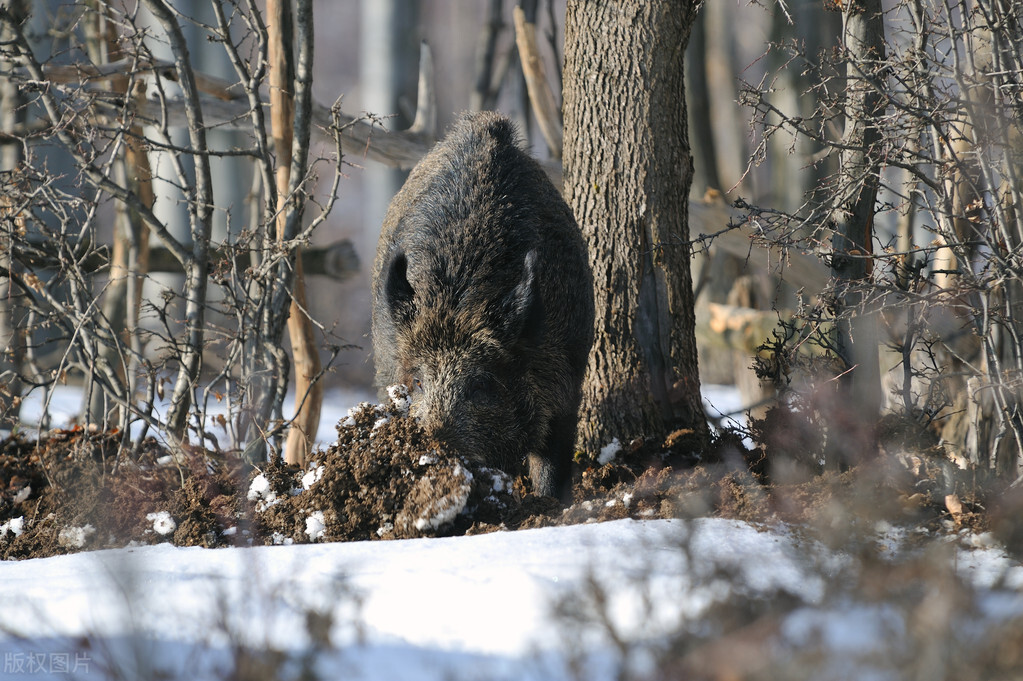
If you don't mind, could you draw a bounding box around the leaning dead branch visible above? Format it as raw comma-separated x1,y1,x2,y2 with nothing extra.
513,5,563,158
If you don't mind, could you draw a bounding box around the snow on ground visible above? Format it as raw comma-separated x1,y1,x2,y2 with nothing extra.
2,517,1022,680
12,385,375,450
15,382,749,451
4,384,1023,679
701,383,746,427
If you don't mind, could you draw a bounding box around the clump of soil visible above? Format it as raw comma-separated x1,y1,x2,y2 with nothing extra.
0,386,996,561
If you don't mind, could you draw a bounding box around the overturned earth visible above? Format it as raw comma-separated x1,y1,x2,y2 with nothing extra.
0,386,1005,560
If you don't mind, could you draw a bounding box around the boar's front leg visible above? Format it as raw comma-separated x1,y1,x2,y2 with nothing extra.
528,412,578,500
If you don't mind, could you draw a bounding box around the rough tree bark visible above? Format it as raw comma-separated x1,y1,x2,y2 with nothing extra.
563,0,708,452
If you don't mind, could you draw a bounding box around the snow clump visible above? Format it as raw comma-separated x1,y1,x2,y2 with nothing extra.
340,401,379,429
146,511,177,536
305,511,326,541
247,473,279,512
0,516,25,538
58,524,96,549
482,468,513,494
12,485,30,505
598,437,622,465
301,464,325,490
387,383,412,414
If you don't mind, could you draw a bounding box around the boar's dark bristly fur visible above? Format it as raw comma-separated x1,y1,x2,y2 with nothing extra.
371,111,594,499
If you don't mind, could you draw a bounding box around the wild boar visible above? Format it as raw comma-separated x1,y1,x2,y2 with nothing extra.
371,111,594,498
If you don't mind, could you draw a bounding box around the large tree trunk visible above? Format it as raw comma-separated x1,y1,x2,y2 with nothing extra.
563,0,708,452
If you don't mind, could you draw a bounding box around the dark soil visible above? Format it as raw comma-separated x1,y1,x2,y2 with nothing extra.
0,397,999,560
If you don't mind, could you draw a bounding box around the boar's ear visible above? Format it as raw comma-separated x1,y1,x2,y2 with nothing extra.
502,249,544,344
385,251,417,327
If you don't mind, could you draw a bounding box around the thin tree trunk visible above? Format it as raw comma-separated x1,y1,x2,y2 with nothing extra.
563,0,708,452
0,0,28,428
703,0,746,193
267,0,322,466
686,7,721,195
827,0,885,465
513,5,562,159
470,0,503,112
83,1,153,428
143,0,216,443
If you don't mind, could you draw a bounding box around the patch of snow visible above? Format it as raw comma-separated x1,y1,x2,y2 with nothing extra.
247,473,278,512
301,465,325,490
57,524,95,549
482,467,512,493
0,516,25,538
418,453,438,466
598,438,621,465
702,383,753,447
0,516,1021,681
781,601,907,657
146,511,177,536
387,384,412,414
965,531,998,549
873,520,907,559
12,485,30,505
271,531,293,546
14,385,373,451
305,511,326,541
246,473,271,500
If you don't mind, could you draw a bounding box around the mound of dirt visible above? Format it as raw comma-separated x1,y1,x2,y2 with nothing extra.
0,428,245,559
252,386,523,542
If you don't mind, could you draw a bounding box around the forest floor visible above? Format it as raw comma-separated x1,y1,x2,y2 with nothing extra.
0,387,1016,561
